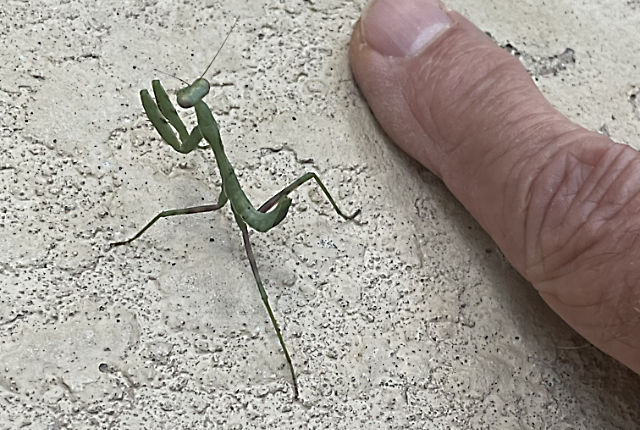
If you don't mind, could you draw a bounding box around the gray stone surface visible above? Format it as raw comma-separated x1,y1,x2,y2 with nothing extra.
1,0,639,428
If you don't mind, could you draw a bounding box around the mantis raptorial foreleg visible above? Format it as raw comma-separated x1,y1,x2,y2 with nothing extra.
140,81,203,154
112,23,359,400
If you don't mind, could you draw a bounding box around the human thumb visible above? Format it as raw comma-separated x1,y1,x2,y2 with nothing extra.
350,0,640,374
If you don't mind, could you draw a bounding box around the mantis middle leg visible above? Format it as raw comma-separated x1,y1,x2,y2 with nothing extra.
257,172,360,220
111,192,228,247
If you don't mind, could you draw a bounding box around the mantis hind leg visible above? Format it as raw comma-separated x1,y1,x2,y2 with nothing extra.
257,172,360,220
232,208,299,400
111,192,228,247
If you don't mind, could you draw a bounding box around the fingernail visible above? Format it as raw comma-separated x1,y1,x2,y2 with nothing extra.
362,0,451,57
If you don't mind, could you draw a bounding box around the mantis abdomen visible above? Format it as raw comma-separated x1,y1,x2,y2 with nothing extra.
194,101,293,232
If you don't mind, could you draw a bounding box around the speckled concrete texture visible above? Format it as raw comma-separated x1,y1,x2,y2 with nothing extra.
1,0,639,428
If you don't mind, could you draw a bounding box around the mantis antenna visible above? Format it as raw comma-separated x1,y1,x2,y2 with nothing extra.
199,17,239,79
150,17,238,86
152,68,189,85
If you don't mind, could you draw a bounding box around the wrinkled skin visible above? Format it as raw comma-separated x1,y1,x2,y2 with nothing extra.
350,5,640,374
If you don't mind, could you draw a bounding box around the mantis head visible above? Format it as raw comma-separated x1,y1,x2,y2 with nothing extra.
176,78,211,108
175,18,236,109
174,18,237,109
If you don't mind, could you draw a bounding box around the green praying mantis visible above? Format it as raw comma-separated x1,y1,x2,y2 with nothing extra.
110,23,360,399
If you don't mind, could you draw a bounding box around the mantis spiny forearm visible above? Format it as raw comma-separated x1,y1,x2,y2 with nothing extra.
111,25,359,400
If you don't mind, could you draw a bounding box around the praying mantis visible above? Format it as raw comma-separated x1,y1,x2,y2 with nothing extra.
110,23,360,399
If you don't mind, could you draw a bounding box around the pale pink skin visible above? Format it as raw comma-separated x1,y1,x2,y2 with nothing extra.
350,11,640,374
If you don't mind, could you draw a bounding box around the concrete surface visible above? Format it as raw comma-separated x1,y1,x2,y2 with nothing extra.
1,0,639,428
